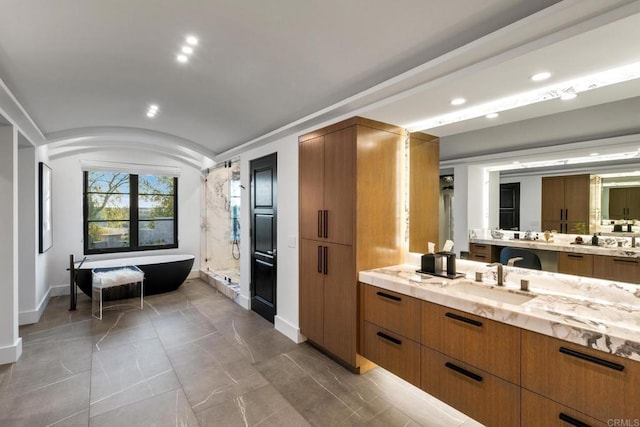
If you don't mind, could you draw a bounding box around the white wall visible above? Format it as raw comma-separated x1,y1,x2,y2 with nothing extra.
0,125,22,363
48,150,202,292
238,134,301,343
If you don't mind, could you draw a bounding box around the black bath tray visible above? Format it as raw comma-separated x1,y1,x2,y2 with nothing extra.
415,270,466,279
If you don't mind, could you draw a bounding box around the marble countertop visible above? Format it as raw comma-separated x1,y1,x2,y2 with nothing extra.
359,259,640,362
470,237,640,258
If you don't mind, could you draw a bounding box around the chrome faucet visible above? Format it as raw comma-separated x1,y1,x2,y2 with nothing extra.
487,262,504,286
507,257,523,267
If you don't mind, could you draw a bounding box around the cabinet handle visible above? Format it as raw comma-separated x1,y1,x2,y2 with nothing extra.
559,412,591,427
317,246,322,273
567,254,583,259
475,244,487,249
560,209,563,220
445,312,483,327
474,254,487,259
323,210,328,238
323,246,328,275
565,208,568,220
559,346,624,371
317,210,322,238
376,331,401,345
376,291,401,302
613,258,638,265
444,362,483,382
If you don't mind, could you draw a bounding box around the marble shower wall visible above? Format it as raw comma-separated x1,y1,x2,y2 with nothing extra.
202,161,240,280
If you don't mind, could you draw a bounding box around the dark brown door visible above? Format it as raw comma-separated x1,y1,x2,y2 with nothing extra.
499,183,520,230
250,153,277,323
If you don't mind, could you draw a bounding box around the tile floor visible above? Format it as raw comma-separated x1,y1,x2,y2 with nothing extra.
0,278,482,426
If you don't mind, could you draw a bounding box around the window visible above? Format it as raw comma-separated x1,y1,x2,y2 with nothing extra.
84,171,178,254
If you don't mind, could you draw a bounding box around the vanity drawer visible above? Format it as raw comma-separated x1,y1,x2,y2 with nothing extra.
522,389,605,427
557,252,593,276
421,346,520,427
421,301,520,384
469,243,499,262
593,255,640,284
522,330,640,422
362,284,420,341
362,321,420,387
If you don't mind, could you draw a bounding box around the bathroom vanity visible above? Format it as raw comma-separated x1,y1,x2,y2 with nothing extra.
359,259,640,426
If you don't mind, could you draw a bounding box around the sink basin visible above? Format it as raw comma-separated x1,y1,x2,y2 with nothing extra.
447,282,536,305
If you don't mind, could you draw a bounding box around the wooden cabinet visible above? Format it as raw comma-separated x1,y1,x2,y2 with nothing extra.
542,174,591,234
469,242,500,263
557,252,593,276
421,301,520,384
593,254,640,284
421,346,520,427
409,132,440,253
362,322,421,387
609,187,640,220
362,284,421,342
521,389,605,427
522,330,640,423
299,117,434,370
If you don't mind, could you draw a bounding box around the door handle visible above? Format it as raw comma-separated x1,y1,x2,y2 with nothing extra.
560,209,563,220
323,210,328,238
267,249,276,256
323,246,328,275
317,246,322,273
317,210,322,238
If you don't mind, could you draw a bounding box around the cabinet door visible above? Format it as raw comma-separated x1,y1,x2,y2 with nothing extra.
299,136,325,241
323,128,355,245
593,255,640,284
522,389,606,427
522,330,640,422
626,187,640,220
299,239,324,345
541,220,564,234
564,175,590,223
323,243,356,364
542,177,565,222
363,322,420,387
421,346,520,427
557,252,593,277
608,187,627,220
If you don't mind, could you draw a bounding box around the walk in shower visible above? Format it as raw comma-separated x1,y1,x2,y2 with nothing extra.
201,160,241,298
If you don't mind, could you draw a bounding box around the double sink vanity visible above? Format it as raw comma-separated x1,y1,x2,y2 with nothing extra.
359,257,640,426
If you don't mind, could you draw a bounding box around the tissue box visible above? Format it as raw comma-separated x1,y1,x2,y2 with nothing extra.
421,254,435,273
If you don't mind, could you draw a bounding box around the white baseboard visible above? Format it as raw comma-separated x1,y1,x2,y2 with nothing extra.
19,288,51,325
236,293,250,310
274,315,305,343
0,337,23,364
50,284,70,297
187,269,200,280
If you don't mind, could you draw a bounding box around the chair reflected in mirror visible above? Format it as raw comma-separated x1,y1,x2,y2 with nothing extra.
499,247,542,270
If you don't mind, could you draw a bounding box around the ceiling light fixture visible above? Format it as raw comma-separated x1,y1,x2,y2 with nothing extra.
146,104,159,118
451,98,466,106
531,72,551,82
590,152,599,156
488,151,640,172
406,61,640,132
186,35,199,46
176,54,188,63
181,46,194,55
485,113,499,119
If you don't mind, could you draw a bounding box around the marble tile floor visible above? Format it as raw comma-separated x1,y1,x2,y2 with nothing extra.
0,278,482,427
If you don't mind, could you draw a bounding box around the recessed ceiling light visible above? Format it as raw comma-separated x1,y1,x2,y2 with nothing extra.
451,98,466,106
590,152,599,156
186,35,199,46
531,72,551,82
512,161,520,164
181,46,194,55
485,113,499,119
560,92,577,100
176,54,188,63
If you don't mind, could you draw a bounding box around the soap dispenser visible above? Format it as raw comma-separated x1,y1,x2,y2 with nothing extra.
591,233,599,246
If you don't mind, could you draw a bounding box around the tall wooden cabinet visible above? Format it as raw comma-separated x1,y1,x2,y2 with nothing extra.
609,186,640,220
541,174,591,233
299,117,435,370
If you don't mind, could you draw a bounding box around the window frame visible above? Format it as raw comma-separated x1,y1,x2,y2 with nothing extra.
83,171,178,255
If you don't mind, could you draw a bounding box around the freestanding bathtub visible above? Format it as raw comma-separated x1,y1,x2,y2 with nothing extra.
74,254,195,298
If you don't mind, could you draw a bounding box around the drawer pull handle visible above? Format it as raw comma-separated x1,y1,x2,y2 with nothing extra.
559,412,591,427
376,291,401,302
559,347,624,372
475,245,486,249
444,362,483,382
567,254,583,259
445,312,483,327
376,331,401,345
613,258,638,264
